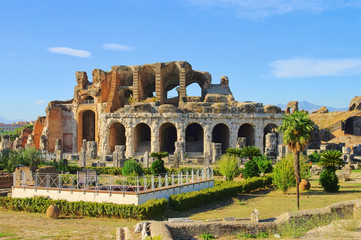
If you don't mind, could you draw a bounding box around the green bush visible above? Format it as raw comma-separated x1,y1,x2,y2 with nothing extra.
273,154,295,193
151,159,167,175
319,169,339,192
309,152,321,163
241,146,262,160
169,176,272,211
253,155,273,174
199,233,215,239
0,148,44,173
243,160,260,179
0,196,167,220
319,150,344,171
218,154,240,181
122,159,143,176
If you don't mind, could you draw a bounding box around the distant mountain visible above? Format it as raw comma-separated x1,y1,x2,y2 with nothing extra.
0,117,27,124
277,101,347,113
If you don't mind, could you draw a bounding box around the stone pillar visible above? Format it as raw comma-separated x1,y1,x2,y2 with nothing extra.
151,121,160,153
54,138,63,161
39,135,49,153
0,135,11,150
229,123,238,148
13,137,23,150
25,135,35,149
132,70,139,102
179,68,186,106
342,147,352,164
211,143,222,163
174,141,185,162
155,63,163,104
79,139,87,167
86,141,97,159
143,151,149,168
203,123,212,157
125,125,133,158
236,137,247,149
113,145,125,167
254,125,263,153
265,133,278,158
277,145,289,160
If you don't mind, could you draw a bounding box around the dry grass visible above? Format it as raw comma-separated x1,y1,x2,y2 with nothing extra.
0,210,137,239
167,172,361,221
1,172,361,239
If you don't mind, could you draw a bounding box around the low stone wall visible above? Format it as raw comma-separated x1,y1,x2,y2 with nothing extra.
147,199,361,239
12,180,214,205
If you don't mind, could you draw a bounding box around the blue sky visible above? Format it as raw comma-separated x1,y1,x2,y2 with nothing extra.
1,0,361,121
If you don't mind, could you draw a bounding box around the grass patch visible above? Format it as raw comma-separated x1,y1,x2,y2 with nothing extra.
0,232,15,237
236,232,269,239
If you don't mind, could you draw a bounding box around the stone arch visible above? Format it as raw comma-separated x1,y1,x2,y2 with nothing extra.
162,62,180,106
212,123,230,153
159,122,177,154
138,65,156,101
82,110,95,141
109,122,126,152
185,123,204,153
238,123,255,146
134,123,151,153
263,123,278,152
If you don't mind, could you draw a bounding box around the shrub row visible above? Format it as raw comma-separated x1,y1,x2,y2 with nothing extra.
0,196,167,220
169,175,273,211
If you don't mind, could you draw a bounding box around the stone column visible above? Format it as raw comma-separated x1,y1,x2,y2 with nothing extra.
125,124,133,158
151,121,160,153
229,123,238,148
254,124,263,153
132,70,139,102
155,63,163,104
54,138,63,161
79,139,87,167
179,68,186,106
203,123,212,157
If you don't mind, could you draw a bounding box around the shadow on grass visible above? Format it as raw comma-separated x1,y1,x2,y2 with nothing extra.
58,216,83,220
165,188,273,219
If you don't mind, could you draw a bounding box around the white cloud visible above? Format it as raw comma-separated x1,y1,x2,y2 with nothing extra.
270,57,361,78
34,100,45,105
102,43,135,51
48,47,91,58
187,0,361,18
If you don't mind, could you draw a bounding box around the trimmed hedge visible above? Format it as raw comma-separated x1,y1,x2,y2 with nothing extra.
0,196,167,220
169,175,273,211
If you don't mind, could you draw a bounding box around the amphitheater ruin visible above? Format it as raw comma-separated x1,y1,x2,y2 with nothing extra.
14,61,284,164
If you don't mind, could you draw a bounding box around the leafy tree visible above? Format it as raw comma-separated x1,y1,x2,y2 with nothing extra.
217,154,239,181
150,152,169,161
273,154,295,193
122,159,143,176
318,150,344,171
225,148,242,157
278,111,314,209
0,148,43,173
241,146,261,161
243,159,260,179
253,155,273,174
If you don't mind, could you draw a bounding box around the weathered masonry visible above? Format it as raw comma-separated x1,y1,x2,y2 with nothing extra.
33,61,283,159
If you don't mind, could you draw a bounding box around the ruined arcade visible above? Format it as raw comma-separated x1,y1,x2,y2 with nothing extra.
33,61,283,162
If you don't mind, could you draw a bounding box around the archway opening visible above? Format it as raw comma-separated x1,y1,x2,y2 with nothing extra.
263,123,278,154
185,123,204,153
159,123,177,154
212,123,230,153
238,124,254,146
109,122,126,153
186,82,202,97
82,110,95,141
134,123,151,153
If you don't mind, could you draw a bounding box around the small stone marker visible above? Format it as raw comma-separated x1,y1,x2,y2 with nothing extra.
134,222,142,233
223,217,236,221
251,208,259,222
46,204,60,219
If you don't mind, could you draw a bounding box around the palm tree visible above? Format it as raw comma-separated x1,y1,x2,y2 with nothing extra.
241,146,261,161
278,111,314,209
225,147,242,157
319,150,344,171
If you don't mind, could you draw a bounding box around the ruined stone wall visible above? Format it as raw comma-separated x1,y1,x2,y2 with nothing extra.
33,116,45,150
99,110,283,157
47,108,63,152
